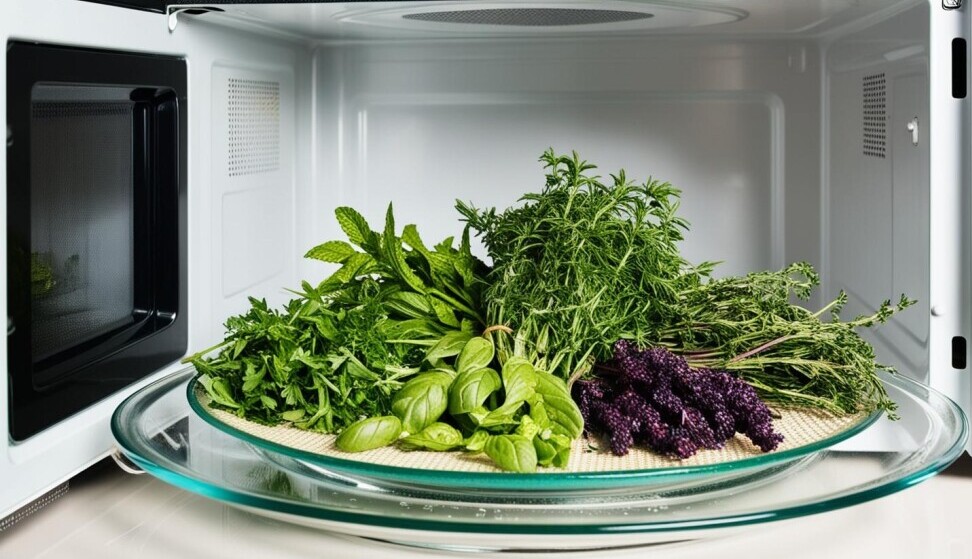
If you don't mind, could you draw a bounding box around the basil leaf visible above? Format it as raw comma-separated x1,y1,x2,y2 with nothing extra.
534,433,572,468
399,422,464,451
500,357,537,407
456,337,494,374
391,372,452,434
448,368,501,415
484,434,538,473
533,436,557,466
427,331,474,363
528,396,552,429
335,416,402,452
515,415,540,440
464,430,490,452
474,403,521,429
535,371,584,438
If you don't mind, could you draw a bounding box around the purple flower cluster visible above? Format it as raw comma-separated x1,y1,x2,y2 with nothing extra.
574,341,783,458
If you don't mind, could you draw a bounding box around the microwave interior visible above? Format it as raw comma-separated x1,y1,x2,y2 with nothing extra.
5,0,967,438
178,1,949,384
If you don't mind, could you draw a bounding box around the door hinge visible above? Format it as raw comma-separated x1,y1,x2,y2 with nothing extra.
165,5,224,33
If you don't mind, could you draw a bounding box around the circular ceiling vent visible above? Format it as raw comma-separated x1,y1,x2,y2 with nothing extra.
401,8,653,27
335,2,747,35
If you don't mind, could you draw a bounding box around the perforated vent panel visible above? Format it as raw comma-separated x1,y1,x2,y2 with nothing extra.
863,73,886,158
227,78,280,177
402,8,653,27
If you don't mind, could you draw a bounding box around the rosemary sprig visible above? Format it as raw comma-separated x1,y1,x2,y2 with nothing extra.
457,149,710,380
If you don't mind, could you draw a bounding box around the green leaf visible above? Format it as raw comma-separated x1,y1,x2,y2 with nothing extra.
535,372,584,438
429,297,461,328
448,368,501,415
305,240,357,263
241,363,265,393
464,430,490,452
399,422,464,451
515,415,540,440
281,409,306,422
335,207,374,249
500,357,537,407
484,434,538,473
385,291,434,318
382,204,428,294
391,372,452,434
403,224,455,280
335,416,402,452
456,337,495,374
426,331,474,363
528,396,551,429
259,394,278,410
534,433,572,468
327,252,375,284
474,403,521,429
198,375,240,409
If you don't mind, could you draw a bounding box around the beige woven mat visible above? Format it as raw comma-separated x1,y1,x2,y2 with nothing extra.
194,387,867,474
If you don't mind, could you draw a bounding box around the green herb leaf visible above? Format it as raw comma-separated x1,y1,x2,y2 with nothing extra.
335,416,402,452
456,337,495,374
335,207,376,251
500,357,537,407
391,372,452,434
305,240,357,263
427,331,474,363
484,434,538,473
535,372,584,439
448,368,502,415
464,430,490,452
399,422,464,451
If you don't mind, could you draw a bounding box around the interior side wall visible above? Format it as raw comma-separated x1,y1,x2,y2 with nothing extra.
309,37,822,296
825,4,930,380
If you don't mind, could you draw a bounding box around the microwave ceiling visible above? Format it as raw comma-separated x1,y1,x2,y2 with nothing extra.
189,0,925,42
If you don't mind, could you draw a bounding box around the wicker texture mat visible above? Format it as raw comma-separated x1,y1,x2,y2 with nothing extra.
195,388,866,473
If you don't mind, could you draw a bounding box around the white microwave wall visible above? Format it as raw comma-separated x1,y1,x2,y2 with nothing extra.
1,0,968,518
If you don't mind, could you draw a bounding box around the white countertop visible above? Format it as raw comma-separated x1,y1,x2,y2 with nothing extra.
1,455,971,559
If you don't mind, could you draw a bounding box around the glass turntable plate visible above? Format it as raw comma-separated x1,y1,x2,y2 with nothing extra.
112,367,966,551
186,374,879,493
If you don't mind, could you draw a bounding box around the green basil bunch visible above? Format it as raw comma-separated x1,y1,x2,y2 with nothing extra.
335,335,583,473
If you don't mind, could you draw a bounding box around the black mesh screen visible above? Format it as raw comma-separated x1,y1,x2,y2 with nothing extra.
29,92,136,364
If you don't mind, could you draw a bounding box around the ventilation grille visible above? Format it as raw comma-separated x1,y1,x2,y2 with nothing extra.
227,78,280,177
863,73,886,158
402,8,653,27
32,102,130,119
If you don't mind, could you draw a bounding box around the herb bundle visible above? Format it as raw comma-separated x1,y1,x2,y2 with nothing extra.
575,341,783,458
456,149,708,380
660,263,913,416
188,205,486,433
459,151,911,418
335,335,584,473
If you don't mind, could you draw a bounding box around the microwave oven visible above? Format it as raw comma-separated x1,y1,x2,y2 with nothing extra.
0,0,969,525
